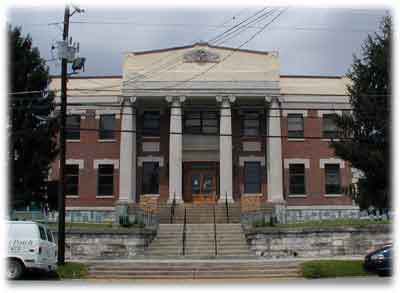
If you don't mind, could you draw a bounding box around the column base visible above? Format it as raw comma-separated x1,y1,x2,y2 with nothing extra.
167,197,184,204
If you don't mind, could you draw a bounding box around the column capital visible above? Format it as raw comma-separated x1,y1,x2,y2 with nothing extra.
120,96,136,105
265,95,282,104
166,95,186,104
216,95,236,104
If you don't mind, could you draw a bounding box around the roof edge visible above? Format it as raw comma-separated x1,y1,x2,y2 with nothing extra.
130,42,275,56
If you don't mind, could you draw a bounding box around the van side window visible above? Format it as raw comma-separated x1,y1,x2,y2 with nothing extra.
38,226,47,241
46,229,54,243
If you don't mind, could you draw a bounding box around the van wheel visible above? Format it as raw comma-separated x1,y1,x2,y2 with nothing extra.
7,259,24,280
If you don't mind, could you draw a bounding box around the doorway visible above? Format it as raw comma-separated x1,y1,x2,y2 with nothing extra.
183,162,219,203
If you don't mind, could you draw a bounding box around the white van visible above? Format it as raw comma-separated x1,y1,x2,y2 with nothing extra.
6,221,57,280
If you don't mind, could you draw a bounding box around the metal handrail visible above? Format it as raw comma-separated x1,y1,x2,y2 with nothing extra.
170,193,176,224
182,207,187,256
225,192,229,224
213,204,217,256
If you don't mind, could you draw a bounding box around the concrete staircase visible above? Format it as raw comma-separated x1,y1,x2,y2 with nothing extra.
158,203,241,224
86,260,302,279
144,223,252,259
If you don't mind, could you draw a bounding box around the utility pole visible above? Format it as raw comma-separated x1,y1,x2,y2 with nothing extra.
57,4,70,265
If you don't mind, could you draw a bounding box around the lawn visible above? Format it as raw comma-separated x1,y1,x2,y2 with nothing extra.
302,260,373,278
56,262,88,279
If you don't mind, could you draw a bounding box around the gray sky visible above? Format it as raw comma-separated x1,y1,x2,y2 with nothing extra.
7,6,389,77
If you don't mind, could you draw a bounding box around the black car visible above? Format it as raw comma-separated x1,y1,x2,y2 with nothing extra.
363,244,392,277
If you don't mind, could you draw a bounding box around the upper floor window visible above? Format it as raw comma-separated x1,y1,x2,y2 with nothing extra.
66,115,80,140
142,162,160,194
97,164,114,196
325,164,341,194
184,111,218,134
65,164,79,196
289,164,306,195
99,114,116,140
242,112,260,136
323,114,339,139
143,111,160,136
244,162,262,193
287,114,304,138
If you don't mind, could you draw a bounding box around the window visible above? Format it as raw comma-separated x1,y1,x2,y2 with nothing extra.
142,162,159,194
97,164,114,196
242,112,260,136
184,111,218,134
66,164,79,195
143,111,160,136
325,164,341,194
66,115,80,140
289,164,306,195
46,229,54,243
38,226,47,241
288,114,304,138
99,114,115,140
244,162,262,193
323,114,338,138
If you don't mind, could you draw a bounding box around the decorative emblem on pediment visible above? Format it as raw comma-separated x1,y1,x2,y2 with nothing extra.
183,49,220,63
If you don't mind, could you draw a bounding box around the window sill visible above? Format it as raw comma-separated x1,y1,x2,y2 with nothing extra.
322,138,340,142
242,193,263,197
324,194,343,197
288,138,305,142
287,194,307,198
98,139,116,143
142,136,160,139
96,195,114,199
66,195,79,199
66,139,80,143
140,194,160,197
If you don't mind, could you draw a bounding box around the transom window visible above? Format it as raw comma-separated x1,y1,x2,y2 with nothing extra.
142,162,160,194
289,164,306,195
66,164,79,195
244,162,262,193
323,114,339,139
242,111,261,136
66,115,80,140
325,164,341,194
97,164,114,196
184,111,218,134
288,114,304,138
99,114,116,140
143,111,160,136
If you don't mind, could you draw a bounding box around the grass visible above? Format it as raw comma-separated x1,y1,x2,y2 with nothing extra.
56,262,88,279
275,218,390,229
302,260,373,278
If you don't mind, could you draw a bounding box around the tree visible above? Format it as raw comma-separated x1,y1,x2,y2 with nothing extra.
8,26,59,209
331,16,391,210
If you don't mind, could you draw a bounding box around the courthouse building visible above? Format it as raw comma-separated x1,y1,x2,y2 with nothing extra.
49,42,358,222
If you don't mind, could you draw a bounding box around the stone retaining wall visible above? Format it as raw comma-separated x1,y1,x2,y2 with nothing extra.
245,225,391,258
52,229,156,260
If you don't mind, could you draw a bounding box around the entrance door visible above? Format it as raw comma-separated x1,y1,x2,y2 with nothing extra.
183,162,218,203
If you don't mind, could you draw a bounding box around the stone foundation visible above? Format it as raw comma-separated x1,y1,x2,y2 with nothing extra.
245,224,392,258
240,194,262,213
52,229,156,259
140,194,160,213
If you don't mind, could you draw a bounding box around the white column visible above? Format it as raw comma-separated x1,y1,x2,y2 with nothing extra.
217,95,235,203
266,96,284,203
118,97,137,203
166,96,186,203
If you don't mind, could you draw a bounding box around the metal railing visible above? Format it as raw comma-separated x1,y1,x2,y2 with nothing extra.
225,192,230,224
170,193,176,224
182,207,187,256
213,204,217,256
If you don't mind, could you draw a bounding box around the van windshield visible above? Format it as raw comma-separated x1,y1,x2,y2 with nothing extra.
46,229,54,243
38,226,47,241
